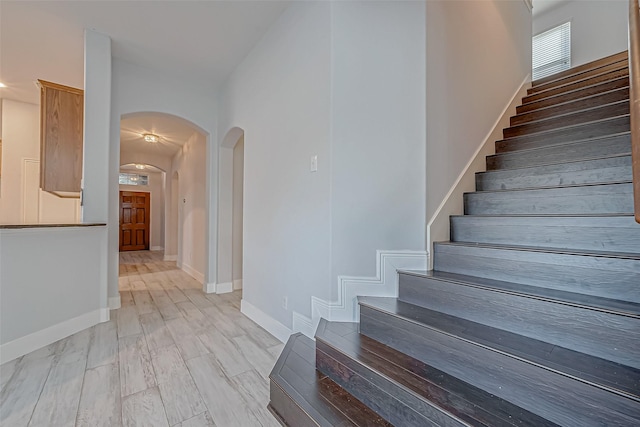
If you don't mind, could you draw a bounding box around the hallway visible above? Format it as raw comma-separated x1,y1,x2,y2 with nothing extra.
0,251,283,426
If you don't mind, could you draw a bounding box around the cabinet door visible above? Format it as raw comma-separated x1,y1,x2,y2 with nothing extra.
39,80,83,195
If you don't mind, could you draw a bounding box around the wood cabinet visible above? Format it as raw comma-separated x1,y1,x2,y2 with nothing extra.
38,79,83,198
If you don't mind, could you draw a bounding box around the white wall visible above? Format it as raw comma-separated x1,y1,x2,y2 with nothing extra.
533,0,628,68
0,226,107,363
218,2,333,326
0,99,80,225
109,59,217,300
218,1,427,330
426,0,532,221
232,137,244,285
330,1,426,295
119,170,165,250
171,133,206,282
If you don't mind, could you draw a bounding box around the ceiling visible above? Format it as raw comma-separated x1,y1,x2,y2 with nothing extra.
120,163,164,174
532,0,572,16
0,0,290,161
120,112,202,158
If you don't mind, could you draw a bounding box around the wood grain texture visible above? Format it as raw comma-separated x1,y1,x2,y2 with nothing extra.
518,75,629,114
504,100,629,138
524,65,628,103
531,51,627,87
28,359,86,426
38,80,83,194
359,306,640,426
118,334,156,397
497,115,630,153
465,182,634,215
87,320,118,370
179,411,216,427
512,87,630,126
150,345,206,425
486,135,631,172
433,242,640,302
186,355,262,426
139,311,175,352
76,363,122,427
121,387,169,427
450,214,640,253
0,355,54,425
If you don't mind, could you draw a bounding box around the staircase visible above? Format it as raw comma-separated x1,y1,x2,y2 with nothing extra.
269,51,640,426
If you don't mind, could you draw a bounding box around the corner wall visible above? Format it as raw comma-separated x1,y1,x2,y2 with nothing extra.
426,0,532,231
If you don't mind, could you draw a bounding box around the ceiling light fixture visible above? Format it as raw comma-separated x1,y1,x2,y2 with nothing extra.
135,164,145,170
0,82,6,88
143,133,159,143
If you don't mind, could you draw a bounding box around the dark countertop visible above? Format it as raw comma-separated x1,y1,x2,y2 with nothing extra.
0,223,107,229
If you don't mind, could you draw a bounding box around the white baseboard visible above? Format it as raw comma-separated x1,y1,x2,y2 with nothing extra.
216,282,233,294
426,76,531,269
233,279,243,290
204,282,217,294
108,296,121,310
181,262,204,284
292,249,428,339
164,254,177,262
151,246,164,251
0,308,107,364
241,299,292,344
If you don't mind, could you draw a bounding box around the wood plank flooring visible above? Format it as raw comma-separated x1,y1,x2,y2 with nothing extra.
0,251,284,427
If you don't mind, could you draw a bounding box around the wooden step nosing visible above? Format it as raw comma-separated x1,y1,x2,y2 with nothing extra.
359,300,640,403
316,335,496,427
269,378,324,427
399,271,640,319
520,76,630,112
530,58,629,94
531,51,628,87
526,63,629,98
481,153,632,176
500,113,630,142
512,89,630,124
435,240,640,261
511,85,629,123
464,180,633,196
491,133,630,159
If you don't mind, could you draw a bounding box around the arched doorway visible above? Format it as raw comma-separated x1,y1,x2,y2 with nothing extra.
217,127,245,294
117,112,208,287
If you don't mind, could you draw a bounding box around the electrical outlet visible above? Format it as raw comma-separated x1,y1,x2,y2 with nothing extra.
282,296,288,310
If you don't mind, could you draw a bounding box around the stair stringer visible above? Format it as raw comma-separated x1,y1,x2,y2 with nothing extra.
291,250,428,338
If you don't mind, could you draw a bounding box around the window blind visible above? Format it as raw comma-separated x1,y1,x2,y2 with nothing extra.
532,21,571,80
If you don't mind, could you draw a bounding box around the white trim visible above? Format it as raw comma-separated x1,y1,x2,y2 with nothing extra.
0,308,107,364
241,299,291,344
164,254,177,262
181,262,204,284
233,279,243,290
426,77,531,269
204,282,217,294
292,250,429,339
522,0,533,13
150,246,164,251
108,296,121,310
216,281,233,294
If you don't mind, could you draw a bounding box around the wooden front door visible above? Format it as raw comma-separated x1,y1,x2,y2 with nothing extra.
119,191,150,251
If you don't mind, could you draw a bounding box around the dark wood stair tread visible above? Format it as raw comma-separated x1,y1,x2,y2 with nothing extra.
357,296,640,401
531,51,628,87
316,320,558,427
403,263,640,318
269,333,392,427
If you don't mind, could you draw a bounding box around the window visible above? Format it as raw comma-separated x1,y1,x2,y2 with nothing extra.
532,21,571,80
119,173,148,186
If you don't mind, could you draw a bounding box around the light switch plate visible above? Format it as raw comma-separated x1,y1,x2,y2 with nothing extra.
310,155,318,172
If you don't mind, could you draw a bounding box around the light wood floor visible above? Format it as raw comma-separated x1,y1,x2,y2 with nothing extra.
0,251,283,426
